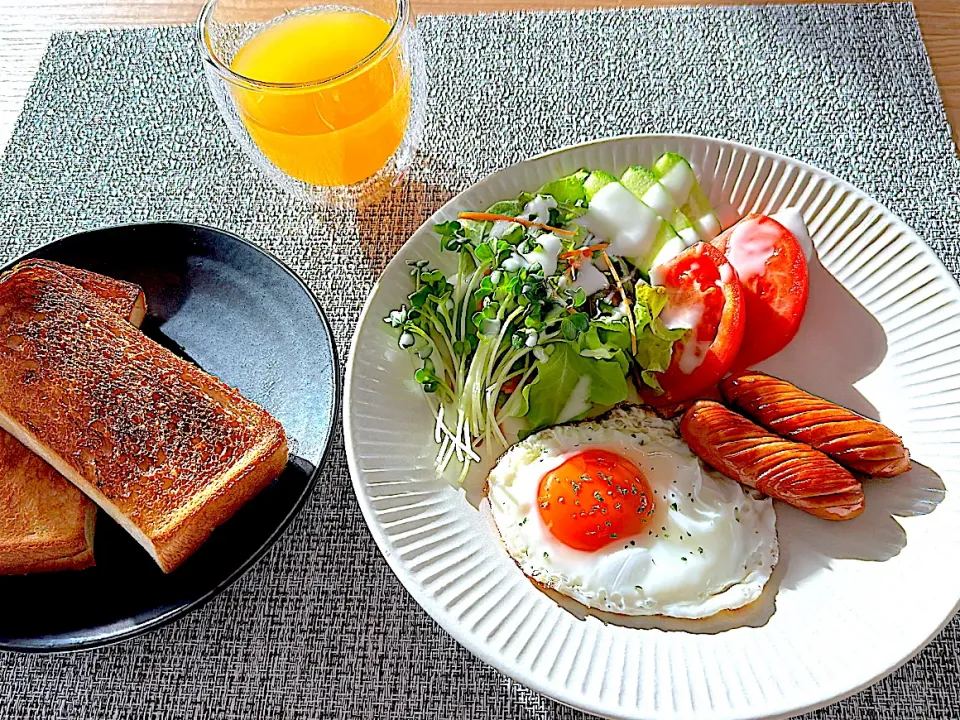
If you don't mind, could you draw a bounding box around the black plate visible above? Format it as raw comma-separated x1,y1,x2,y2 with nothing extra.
0,223,338,652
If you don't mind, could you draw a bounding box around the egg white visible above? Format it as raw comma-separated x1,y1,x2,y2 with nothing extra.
486,405,778,619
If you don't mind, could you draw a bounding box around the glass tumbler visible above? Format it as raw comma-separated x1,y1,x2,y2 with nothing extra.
197,0,426,206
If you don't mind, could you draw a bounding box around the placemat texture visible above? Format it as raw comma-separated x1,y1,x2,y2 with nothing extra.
1,3,959,719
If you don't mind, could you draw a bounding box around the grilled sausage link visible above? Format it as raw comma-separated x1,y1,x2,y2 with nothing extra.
680,401,864,521
719,372,909,478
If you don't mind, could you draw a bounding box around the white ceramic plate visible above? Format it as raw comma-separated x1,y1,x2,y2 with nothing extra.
344,135,960,720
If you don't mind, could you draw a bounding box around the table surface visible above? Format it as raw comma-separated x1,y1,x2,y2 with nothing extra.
0,0,957,155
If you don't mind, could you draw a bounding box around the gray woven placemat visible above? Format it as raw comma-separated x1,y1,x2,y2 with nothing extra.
1,3,959,719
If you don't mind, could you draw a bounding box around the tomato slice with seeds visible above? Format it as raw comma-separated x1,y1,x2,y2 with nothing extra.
642,242,745,407
710,214,809,368
538,449,655,552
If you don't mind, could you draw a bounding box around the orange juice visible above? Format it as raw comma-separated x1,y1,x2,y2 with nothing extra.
230,8,411,187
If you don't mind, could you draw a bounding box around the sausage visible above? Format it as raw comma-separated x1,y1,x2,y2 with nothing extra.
680,400,864,521
649,385,725,420
719,372,910,478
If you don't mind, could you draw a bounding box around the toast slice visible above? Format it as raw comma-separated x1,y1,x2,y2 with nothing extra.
0,430,97,573
0,262,288,573
0,260,147,574
17,259,147,327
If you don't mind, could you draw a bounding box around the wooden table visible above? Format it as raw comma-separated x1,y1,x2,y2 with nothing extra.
0,0,957,153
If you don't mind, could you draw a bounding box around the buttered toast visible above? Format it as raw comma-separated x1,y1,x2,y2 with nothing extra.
0,261,146,574
0,262,287,573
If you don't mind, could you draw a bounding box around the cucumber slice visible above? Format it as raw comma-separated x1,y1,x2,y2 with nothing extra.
621,166,700,248
577,177,680,273
583,170,618,201
642,233,685,273
652,153,722,241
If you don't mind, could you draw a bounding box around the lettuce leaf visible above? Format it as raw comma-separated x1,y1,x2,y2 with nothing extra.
486,199,523,216
522,342,628,432
577,324,627,369
633,285,687,389
634,284,668,332
538,170,589,207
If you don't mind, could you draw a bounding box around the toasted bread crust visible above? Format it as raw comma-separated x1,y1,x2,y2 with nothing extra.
0,261,147,575
0,431,97,574
15,259,147,324
0,263,287,572
153,431,288,570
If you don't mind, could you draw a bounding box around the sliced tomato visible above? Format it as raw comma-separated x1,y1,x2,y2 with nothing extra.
710,214,809,368
641,242,745,407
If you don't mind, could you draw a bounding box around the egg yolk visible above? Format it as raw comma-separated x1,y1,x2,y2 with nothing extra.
537,449,655,552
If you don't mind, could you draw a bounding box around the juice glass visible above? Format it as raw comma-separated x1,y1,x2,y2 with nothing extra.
197,0,426,206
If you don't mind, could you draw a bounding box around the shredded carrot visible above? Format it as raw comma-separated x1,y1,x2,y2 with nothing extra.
457,211,576,237
602,251,637,356
558,243,610,262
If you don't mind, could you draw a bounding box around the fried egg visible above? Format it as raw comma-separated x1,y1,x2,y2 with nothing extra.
486,405,778,619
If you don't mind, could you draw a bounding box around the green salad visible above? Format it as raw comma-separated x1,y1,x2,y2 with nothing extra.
384,153,720,480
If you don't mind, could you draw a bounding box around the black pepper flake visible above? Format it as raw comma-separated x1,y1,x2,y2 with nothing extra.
681,557,688,562
698,547,704,554
670,502,678,511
